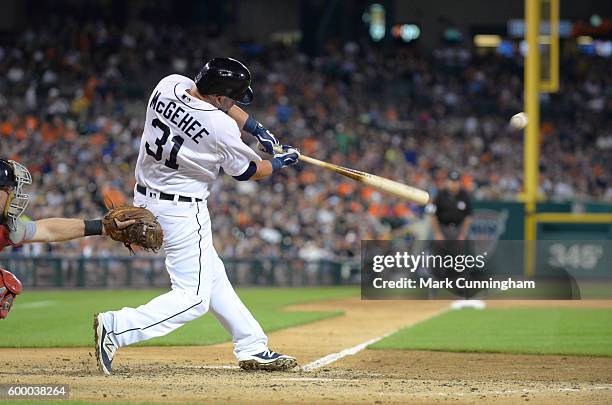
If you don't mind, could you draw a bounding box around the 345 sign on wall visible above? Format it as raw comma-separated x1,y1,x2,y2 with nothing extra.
547,243,605,271
541,241,610,275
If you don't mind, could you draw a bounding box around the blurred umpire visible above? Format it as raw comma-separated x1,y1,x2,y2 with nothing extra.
429,170,481,298
431,170,472,240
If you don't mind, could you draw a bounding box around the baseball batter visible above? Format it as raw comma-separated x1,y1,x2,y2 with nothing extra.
95,58,300,373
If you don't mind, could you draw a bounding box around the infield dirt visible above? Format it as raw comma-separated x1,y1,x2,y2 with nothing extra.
3,299,611,404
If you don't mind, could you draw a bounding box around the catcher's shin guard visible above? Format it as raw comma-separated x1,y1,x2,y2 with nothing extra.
0,268,23,319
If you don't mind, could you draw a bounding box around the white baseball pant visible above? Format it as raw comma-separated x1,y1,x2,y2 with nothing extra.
100,192,268,360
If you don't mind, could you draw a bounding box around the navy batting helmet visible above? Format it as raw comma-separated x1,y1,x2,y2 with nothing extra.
195,57,254,105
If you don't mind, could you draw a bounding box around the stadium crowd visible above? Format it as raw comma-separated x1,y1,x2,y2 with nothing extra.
0,18,610,258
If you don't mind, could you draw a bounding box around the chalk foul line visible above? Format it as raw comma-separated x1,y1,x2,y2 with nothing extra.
302,306,450,372
17,300,56,309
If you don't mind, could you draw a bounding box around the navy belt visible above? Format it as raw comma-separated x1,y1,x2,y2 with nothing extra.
136,184,202,202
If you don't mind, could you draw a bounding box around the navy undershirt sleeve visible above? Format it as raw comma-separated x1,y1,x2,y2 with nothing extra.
232,161,257,181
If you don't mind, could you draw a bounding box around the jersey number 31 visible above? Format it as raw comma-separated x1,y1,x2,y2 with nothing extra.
145,118,184,170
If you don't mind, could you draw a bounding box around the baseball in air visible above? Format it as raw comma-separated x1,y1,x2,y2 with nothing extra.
510,112,528,129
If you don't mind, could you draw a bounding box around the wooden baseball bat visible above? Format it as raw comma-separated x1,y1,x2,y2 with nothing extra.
276,147,430,205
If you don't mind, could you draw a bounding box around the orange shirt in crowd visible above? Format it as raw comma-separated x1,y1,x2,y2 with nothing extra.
41,122,62,143
101,185,127,207
1,121,13,137
90,133,106,146
302,138,318,155
25,116,39,131
461,174,474,191
337,182,354,197
299,169,316,185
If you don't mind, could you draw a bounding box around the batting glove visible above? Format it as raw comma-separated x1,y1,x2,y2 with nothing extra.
243,116,279,155
271,145,300,171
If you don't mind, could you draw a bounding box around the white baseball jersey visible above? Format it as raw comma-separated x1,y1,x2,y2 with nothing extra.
99,74,271,361
135,74,261,200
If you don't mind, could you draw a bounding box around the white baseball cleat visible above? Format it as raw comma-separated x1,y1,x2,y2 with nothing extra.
94,313,117,375
238,349,298,371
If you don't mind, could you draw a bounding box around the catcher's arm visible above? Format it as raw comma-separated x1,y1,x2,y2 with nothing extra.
2,217,134,245
27,218,89,243
29,218,134,242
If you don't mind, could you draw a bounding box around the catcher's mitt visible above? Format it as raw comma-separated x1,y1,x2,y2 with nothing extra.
0,268,22,319
103,206,163,254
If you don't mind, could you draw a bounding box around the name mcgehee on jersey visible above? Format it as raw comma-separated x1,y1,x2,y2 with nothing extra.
149,90,209,144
